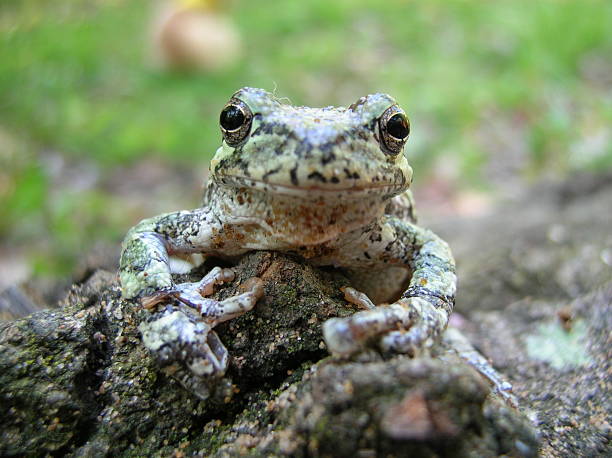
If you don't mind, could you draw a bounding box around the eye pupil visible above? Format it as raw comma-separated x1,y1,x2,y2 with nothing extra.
387,113,409,139
220,105,245,130
219,98,253,146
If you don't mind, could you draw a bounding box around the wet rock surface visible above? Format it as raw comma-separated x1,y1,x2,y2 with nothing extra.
1,173,610,456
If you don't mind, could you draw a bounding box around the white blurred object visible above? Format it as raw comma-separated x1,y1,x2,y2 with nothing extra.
151,0,242,72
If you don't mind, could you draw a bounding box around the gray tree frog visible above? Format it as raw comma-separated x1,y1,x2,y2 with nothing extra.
120,87,456,399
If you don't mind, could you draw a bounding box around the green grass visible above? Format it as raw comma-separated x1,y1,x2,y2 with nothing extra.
1,0,611,277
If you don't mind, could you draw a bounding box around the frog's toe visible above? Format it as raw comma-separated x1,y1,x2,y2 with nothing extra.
197,266,235,296
188,330,229,377
323,318,362,355
323,301,413,356
173,275,263,324
340,286,376,310
139,308,230,399
379,328,427,357
379,299,447,356
204,277,264,324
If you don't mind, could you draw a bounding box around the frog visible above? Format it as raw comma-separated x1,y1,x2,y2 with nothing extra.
119,87,456,399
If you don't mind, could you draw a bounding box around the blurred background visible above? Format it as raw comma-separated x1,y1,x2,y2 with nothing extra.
1,0,611,303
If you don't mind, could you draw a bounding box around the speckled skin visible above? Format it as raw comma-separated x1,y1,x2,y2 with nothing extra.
120,87,456,397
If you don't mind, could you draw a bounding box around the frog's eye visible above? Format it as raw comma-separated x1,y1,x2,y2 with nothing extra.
379,106,410,156
220,99,253,146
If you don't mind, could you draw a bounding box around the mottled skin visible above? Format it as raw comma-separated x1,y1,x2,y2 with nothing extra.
120,87,456,398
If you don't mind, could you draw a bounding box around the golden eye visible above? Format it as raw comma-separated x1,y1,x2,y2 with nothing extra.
379,106,410,155
220,99,253,146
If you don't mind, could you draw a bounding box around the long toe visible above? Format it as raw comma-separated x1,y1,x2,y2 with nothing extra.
323,318,362,356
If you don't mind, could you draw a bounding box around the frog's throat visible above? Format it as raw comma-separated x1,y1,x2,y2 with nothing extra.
212,175,408,200
207,184,389,246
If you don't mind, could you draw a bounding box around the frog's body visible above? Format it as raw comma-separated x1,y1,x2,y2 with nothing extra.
120,88,456,399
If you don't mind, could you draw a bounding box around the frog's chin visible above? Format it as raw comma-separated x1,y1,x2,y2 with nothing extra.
214,175,407,200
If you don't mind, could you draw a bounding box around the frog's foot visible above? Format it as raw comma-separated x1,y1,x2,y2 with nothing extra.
173,275,264,324
323,297,413,355
196,266,236,296
379,298,448,357
140,267,236,310
323,297,446,357
139,309,229,399
138,271,264,399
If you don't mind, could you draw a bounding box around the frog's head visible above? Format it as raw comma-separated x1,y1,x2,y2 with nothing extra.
210,87,413,200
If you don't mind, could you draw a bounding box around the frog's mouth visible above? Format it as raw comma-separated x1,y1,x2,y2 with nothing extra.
215,174,408,199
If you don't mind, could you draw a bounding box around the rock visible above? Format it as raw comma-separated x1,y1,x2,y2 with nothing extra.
228,357,537,457
432,172,612,456
3,172,610,456
0,252,537,457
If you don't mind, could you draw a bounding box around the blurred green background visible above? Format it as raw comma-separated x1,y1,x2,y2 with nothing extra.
1,0,611,286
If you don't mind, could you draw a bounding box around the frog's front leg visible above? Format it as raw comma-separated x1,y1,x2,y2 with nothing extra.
120,208,224,300
323,216,456,357
121,209,263,398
